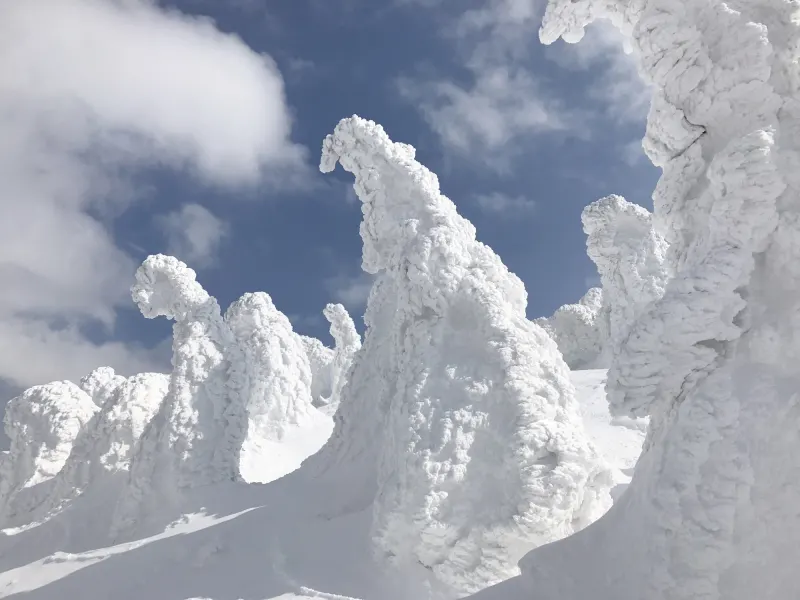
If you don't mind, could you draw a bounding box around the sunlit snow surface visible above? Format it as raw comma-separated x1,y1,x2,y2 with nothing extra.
0,370,643,600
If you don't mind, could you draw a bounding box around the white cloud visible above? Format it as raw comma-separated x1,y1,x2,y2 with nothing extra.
398,0,578,166
474,191,537,216
158,204,229,267
0,0,303,387
326,273,375,313
544,22,651,123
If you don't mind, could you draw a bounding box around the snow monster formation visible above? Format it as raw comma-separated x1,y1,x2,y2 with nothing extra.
582,195,669,366
114,255,250,532
0,382,98,527
315,116,612,595
32,371,169,524
322,302,361,410
535,287,607,369
474,2,800,600
226,292,330,482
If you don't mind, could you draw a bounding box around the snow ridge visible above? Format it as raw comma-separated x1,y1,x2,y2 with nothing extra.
318,116,612,595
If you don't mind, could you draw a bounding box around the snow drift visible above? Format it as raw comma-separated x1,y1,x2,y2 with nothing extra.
470,2,800,600
315,116,613,595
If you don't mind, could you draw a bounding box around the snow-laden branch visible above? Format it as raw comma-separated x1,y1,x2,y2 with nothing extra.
318,116,612,594
513,2,800,599
322,303,361,410
0,382,98,526
535,287,607,369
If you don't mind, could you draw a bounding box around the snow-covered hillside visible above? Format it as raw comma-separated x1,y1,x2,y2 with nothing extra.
0,369,642,600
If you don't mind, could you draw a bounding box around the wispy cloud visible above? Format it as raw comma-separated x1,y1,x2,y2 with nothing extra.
0,0,302,387
474,191,537,216
325,272,375,314
157,204,229,267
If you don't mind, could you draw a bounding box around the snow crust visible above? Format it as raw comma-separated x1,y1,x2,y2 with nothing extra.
317,116,613,595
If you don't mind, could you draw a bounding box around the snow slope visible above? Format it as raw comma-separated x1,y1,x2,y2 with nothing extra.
0,369,641,600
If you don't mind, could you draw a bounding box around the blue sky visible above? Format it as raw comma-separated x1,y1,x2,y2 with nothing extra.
0,0,658,400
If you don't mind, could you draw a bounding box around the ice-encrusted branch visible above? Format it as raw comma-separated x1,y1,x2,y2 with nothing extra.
317,116,612,595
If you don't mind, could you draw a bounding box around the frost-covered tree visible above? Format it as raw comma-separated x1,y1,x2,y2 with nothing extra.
322,303,361,410
500,2,800,599
0,382,98,526
115,255,248,533
300,334,334,407
582,195,669,366
225,292,321,481
535,287,606,369
79,367,126,408
315,116,612,594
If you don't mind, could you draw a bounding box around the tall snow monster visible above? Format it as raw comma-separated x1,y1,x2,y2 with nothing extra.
472,2,800,600
313,116,612,595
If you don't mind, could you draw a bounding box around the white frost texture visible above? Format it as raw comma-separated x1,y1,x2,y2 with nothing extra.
535,287,607,369
300,334,335,407
317,116,612,595
0,381,98,527
486,2,800,600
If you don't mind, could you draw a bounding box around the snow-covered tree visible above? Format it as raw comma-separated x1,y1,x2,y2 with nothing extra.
315,116,612,594
79,367,126,408
582,195,669,366
0,381,98,526
114,255,248,533
300,334,334,407
322,302,361,410
32,372,169,524
535,287,606,369
503,2,800,599
225,292,321,481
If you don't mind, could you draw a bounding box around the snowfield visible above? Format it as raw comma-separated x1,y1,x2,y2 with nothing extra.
0,370,643,600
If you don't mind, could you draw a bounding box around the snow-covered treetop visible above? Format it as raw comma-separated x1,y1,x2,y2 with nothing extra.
79,367,126,408
320,116,528,316
132,254,212,321
323,303,360,355
536,287,607,369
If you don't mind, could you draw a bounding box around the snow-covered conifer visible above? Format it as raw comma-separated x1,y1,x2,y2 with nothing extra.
317,116,612,594
322,303,361,410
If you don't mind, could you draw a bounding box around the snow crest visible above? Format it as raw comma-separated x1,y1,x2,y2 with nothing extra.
318,116,612,595
513,2,800,599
